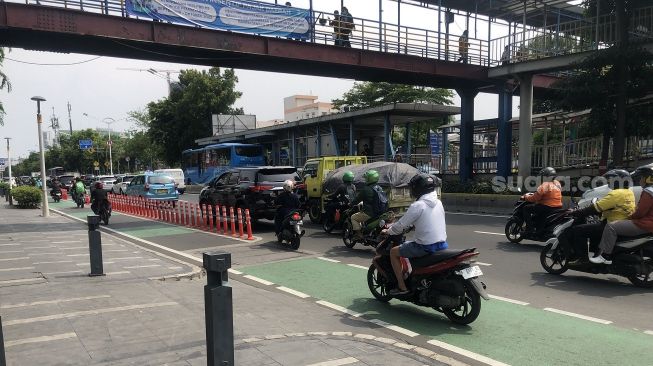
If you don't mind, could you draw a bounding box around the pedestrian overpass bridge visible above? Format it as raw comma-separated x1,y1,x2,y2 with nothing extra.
1,0,652,179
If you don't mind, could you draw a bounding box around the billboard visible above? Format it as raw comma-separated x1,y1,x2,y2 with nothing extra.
212,114,256,136
126,0,311,39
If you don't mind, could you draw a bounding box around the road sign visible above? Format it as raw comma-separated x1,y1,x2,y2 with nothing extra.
79,139,93,150
0,158,6,167
94,167,100,171
93,161,100,167
104,161,110,167
429,130,441,156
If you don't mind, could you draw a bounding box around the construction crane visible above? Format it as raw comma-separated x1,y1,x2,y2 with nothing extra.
117,68,181,94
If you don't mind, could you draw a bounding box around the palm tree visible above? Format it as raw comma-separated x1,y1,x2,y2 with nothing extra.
0,48,12,126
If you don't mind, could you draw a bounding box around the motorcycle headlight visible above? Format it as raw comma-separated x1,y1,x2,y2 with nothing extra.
379,220,385,228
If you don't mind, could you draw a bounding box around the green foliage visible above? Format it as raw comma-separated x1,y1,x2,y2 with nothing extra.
11,185,42,208
0,48,11,126
332,82,454,111
147,67,243,165
0,181,9,191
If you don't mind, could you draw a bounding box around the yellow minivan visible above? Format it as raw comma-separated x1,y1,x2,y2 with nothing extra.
302,156,367,223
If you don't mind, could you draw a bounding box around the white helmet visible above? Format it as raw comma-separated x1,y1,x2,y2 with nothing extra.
283,180,294,192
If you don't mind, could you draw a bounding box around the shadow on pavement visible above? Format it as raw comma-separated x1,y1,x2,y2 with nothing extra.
495,241,544,253
529,271,646,298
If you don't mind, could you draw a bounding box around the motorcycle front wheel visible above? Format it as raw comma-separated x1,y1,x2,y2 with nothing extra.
540,242,569,275
342,221,356,248
505,218,524,243
442,280,482,325
367,265,392,302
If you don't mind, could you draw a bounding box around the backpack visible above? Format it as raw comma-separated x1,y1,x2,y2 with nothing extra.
371,185,389,216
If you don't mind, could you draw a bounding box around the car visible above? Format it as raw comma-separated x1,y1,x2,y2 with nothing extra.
82,174,97,186
199,166,303,221
154,169,186,194
95,176,116,193
125,174,179,201
112,175,135,195
57,175,77,192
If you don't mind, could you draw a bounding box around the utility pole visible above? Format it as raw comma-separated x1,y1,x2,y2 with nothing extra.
4,138,12,188
67,102,73,135
50,106,60,147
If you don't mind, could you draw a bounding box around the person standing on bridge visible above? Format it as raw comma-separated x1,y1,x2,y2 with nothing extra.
340,7,354,48
329,10,343,46
457,30,469,64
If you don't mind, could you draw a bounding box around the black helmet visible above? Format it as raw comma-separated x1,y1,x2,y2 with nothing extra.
409,173,436,199
539,167,556,177
634,166,653,186
603,169,631,189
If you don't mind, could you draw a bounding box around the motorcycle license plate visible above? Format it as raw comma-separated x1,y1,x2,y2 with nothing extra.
289,220,303,225
460,266,483,279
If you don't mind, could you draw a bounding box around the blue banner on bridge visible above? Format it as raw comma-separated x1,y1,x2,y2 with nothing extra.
126,0,311,39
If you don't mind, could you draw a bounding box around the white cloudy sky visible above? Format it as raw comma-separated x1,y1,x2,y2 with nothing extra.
0,0,523,159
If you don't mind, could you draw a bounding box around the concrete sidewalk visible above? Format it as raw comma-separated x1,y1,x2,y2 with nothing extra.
0,203,464,366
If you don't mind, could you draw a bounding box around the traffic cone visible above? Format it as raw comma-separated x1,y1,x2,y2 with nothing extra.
230,207,237,237
62,189,68,200
245,209,254,240
237,208,244,238
222,206,228,234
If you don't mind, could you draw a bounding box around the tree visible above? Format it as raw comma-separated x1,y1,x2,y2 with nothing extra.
0,48,11,125
147,67,243,165
332,82,454,111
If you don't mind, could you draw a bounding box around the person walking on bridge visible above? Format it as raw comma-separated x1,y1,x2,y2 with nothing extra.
457,30,469,64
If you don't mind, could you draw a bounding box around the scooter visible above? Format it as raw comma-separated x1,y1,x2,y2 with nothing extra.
342,206,394,249
368,231,489,325
540,202,653,288
276,209,305,250
504,199,568,243
322,196,352,233
72,191,86,208
92,200,112,225
50,189,62,203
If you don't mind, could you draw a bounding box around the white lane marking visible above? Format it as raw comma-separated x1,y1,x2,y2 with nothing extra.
347,263,368,270
4,302,178,326
42,270,83,275
106,271,131,275
243,275,274,286
123,264,161,269
52,241,81,244
0,250,24,254
277,286,310,299
0,278,44,285
474,231,505,236
5,332,78,348
28,253,60,256
26,246,54,249
58,247,86,250
66,254,87,257
543,308,612,325
306,357,359,366
488,295,529,306
168,266,183,270
1,295,111,309
369,319,419,337
315,300,362,318
475,262,493,266
317,257,340,263
228,269,243,275
110,257,144,261
105,249,130,253
0,244,20,246
448,212,509,218
428,339,511,366
644,330,653,335
148,258,162,261
0,267,34,272
0,257,29,262
33,260,73,265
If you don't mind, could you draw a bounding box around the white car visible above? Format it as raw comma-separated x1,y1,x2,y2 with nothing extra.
154,168,186,194
112,175,135,195
98,176,116,193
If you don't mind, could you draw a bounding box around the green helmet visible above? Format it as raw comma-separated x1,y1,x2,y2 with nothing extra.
342,171,354,183
364,170,379,184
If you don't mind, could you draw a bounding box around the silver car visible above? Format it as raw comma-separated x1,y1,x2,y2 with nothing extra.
112,175,135,195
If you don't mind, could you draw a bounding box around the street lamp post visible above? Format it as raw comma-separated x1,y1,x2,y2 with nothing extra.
102,118,116,176
31,96,49,217
4,138,12,188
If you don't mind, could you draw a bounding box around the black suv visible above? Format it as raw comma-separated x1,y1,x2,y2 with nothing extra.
199,166,303,220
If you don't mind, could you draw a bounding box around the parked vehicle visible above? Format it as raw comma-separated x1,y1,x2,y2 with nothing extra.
303,156,368,223
125,174,179,201
199,166,303,221
182,143,265,184
504,199,569,243
368,231,488,325
154,169,186,193
540,209,653,288
112,175,135,195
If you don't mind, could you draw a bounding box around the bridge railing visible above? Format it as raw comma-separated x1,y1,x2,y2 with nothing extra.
13,0,491,66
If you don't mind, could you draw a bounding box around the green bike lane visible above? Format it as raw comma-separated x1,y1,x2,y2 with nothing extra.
241,257,653,366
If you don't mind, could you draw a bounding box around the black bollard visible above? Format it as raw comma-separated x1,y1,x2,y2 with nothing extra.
87,215,105,277
1,315,6,366
203,251,234,366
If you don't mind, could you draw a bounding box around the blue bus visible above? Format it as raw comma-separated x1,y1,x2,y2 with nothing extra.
182,143,265,184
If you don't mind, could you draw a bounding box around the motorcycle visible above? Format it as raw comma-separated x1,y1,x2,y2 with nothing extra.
322,196,352,233
92,200,112,225
540,206,653,288
276,209,305,250
50,188,62,203
368,231,489,325
504,199,568,243
72,191,86,208
342,206,393,249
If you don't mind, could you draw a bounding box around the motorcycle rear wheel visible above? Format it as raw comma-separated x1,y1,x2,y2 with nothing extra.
442,280,482,325
505,218,524,243
323,215,336,233
540,242,569,275
290,237,300,250
367,265,392,302
342,221,356,248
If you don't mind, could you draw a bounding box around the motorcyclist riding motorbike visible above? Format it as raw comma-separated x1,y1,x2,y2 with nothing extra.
72,177,86,202
325,171,356,217
591,166,653,264
351,170,383,240
274,180,302,236
381,173,448,295
566,169,635,261
91,181,110,215
522,167,563,234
